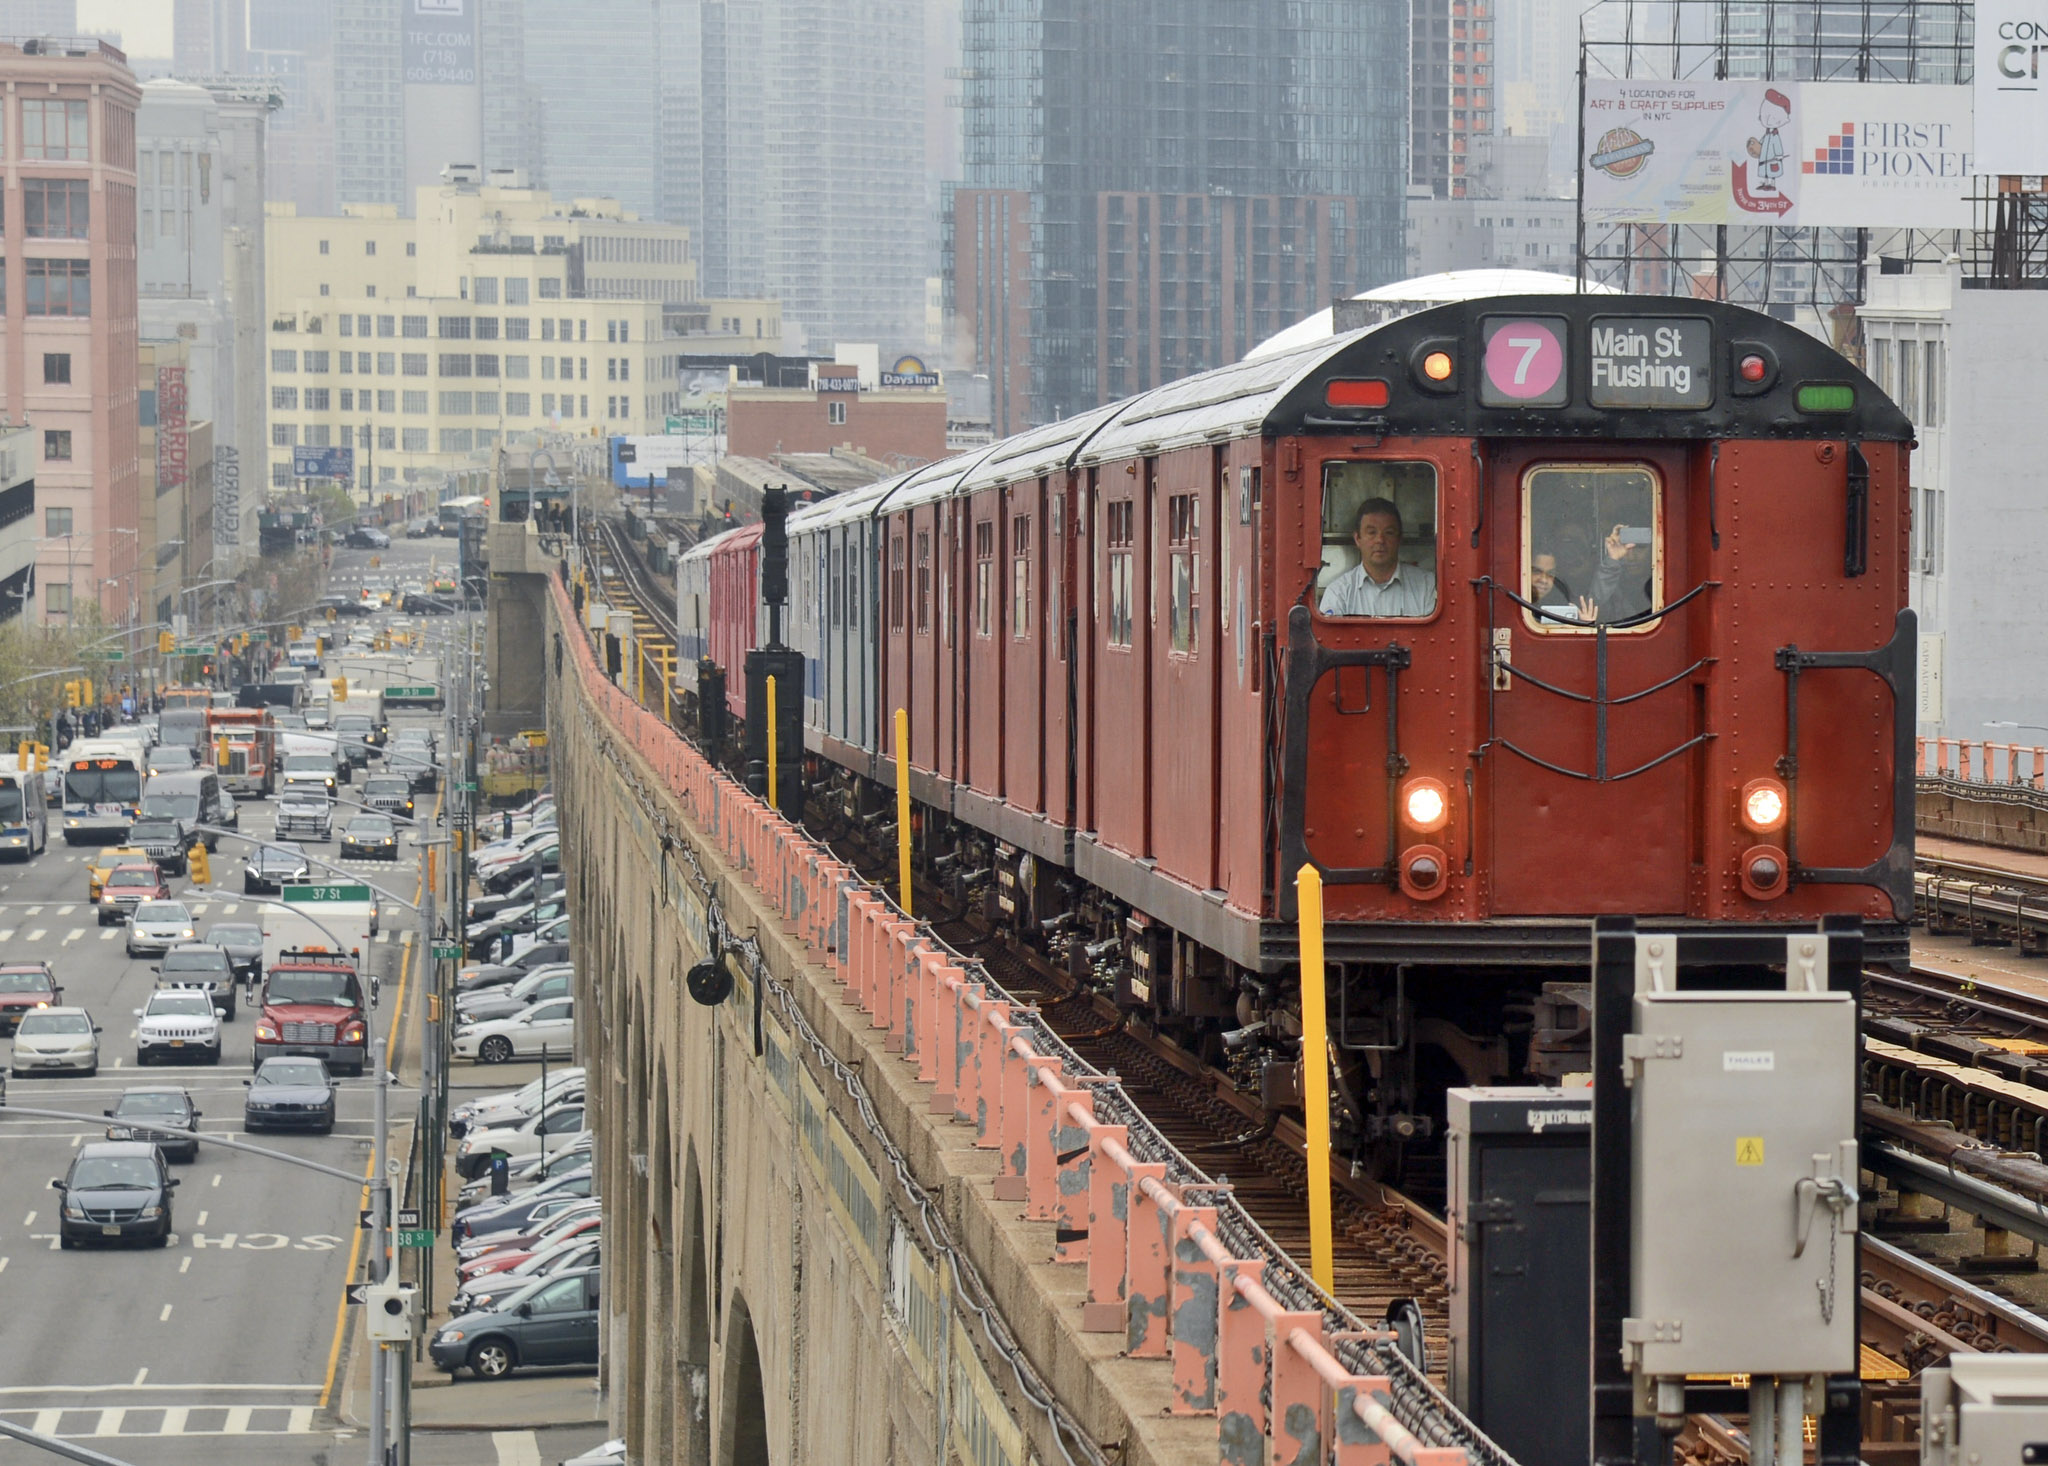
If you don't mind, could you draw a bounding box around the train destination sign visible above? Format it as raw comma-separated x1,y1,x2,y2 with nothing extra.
1478,317,1569,408
1586,316,1714,410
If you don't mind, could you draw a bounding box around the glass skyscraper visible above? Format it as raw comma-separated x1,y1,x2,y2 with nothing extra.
951,0,1408,431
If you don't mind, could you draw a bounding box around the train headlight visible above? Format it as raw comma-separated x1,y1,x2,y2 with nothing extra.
1400,778,1451,834
1739,778,1787,835
1398,844,1449,902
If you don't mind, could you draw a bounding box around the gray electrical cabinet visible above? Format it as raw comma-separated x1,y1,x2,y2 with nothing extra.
1446,1086,1591,1466
1921,1355,2048,1464
1627,988,1859,1379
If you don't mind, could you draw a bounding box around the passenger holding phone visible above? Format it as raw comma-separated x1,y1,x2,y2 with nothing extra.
1587,523,1654,623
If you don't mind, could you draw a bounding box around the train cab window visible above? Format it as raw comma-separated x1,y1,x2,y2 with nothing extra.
915,530,932,634
1522,463,1662,632
1316,461,1438,619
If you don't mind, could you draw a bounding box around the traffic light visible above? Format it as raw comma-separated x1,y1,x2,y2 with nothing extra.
188,843,210,885
332,676,348,701
158,630,174,655
81,678,93,707
62,682,78,709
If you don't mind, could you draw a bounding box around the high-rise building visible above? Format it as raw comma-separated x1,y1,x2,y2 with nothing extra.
334,0,403,208
480,0,539,183
1412,0,1496,198
524,0,658,219
245,0,336,216
0,38,143,625
950,0,1407,433
0,1,76,35
173,0,245,78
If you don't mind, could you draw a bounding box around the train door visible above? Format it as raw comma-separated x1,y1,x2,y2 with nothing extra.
1483,445,1699,915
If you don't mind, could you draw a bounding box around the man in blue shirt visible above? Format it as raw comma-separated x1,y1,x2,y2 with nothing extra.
1318,498,1436,618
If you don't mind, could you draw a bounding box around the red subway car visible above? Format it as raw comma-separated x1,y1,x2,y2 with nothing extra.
719,294,1912,1167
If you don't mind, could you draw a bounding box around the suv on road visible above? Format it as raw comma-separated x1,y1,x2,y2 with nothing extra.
0,961,62,1035
134,987,224,1065
153,943,237,1020
275,792,333,842
125,817,193,877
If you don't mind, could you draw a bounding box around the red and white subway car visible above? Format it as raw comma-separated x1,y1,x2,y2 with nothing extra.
679,293,1912,1158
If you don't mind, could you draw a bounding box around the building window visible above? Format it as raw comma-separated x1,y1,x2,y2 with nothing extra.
1167,494,1197,655
376,389,394,412
439,429,473,452
474,354,499,378
1106,500,1134,649
45,507,71,535
272,386,297,411
402,353,428,376
1013,514,1033,641
365,284,376,298
506,392,530,416
402,390,427,413
438,316,471,339
377,426,396,450
269,461,291,488
402,426,428,452
1897,339,1920,423
473,277,498,305
339,315,352,337
828,400,847,426
377,352,395,375
506,278,529,305
606,357,617,382
24,178,88,238
541,357,555,380
577,357,587,379
402,315,427,338
541,393,556,415
318,239,330,255
406,241,416,257
42,352,70,385
23,100,88,161
505,317,529,341
319,284,330,296
339,388,353,411
303,350,330,373
474,317,499,341
272,423,296,447
376,315,394,337
272,349,297,372
440,391,473,415
1914,483,1945,575
504,354,529,379
25,259,89,316
304,387,331,411
44,581,70,616
580,395,588,417
365,239,376,256
541,319,555,342
305,423,331,447
538,277,562,299
439,354,472,377
475,391,499,415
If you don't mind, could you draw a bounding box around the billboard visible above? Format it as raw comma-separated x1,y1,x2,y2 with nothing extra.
1978,0,2048,174
156,366,188,492
293,446,356,480
1583,80,1973,229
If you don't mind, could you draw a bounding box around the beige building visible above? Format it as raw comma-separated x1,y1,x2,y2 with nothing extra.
264,175,782,495
138,337,215,631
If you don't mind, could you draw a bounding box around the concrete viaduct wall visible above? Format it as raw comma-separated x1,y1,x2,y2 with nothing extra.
539,571,1234,1466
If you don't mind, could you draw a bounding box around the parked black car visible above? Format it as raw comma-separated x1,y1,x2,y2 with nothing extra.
54,1142,178,1248
429,1266,600,1379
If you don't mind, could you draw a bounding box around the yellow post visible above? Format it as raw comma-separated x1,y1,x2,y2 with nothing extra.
895,707,913,917
765,674,779,812
636,643,646,706
1295,862,1335,1294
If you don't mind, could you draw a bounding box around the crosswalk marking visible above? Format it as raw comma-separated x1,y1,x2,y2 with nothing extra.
56,905,73,916
493,1431,544,1466
62,929,81,944
0,1404,320,1439
25,929,43,941
101,929,116,941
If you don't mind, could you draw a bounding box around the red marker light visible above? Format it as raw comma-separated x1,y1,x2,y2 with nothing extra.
1423,351,1454,382
1739,354,1768,383
1324,378,1391,409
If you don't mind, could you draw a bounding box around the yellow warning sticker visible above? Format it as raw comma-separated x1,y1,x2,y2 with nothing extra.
1735,1137,1765,1166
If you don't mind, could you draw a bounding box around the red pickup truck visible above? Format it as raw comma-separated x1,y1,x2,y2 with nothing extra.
0,961,61,1035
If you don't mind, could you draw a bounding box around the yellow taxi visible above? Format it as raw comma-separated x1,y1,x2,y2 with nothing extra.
87,845,150,903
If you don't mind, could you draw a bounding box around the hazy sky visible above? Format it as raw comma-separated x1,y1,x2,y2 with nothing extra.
79,0,171,57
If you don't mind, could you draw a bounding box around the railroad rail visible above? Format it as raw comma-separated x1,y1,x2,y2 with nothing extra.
579,512,2048,1463
1916,852,2048,952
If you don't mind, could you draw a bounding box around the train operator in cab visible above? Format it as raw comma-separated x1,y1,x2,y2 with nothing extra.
1319,498,1437,618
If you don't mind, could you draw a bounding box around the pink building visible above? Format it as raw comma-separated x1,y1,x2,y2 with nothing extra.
0,38,141,624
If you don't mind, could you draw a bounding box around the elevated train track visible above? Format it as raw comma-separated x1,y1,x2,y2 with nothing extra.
580,510,2048,1461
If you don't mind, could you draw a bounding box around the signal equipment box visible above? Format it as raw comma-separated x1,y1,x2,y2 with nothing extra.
1446,1085,1590,1466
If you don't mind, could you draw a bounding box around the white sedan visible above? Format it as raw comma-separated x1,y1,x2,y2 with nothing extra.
10,1006,101,1077
126,902,197,958
453,997,574,1065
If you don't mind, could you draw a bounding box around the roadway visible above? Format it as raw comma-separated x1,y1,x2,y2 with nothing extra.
0,539,507,1465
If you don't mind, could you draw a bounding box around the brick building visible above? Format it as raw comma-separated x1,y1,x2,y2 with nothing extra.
726,371,945,465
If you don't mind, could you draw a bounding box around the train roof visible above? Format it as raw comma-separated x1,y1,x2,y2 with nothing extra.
787,474,905,532
678,521,757,565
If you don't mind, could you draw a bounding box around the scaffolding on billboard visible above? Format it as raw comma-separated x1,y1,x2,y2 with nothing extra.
1574,0,1980,337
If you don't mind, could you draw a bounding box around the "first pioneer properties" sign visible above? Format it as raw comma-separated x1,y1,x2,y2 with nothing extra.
1586,316,1714,410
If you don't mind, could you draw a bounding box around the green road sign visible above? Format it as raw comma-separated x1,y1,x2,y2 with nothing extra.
431,942,463,962
385,686,436,698
176,645,207,657
282,883,373,903
102,649,126,663
398,1229,436,1248
249,630,269,643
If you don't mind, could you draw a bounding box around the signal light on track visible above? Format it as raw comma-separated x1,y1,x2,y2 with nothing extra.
1739,778,1788,834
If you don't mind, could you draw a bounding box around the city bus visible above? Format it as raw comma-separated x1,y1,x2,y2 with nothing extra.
0,753,48,858
60,740,145,845
437,495,488,535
